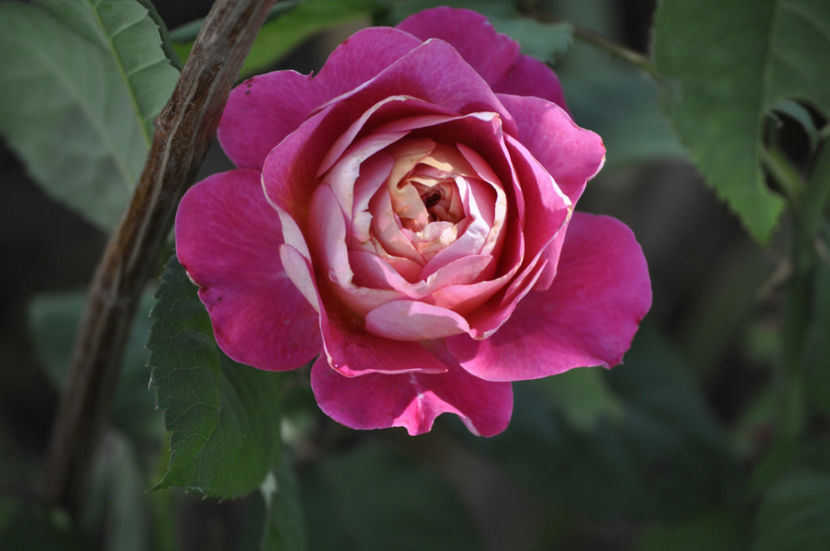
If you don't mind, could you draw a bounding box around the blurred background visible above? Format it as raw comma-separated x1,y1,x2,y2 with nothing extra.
1,0,825,549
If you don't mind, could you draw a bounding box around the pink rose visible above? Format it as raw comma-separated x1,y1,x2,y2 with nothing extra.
175,7,651,436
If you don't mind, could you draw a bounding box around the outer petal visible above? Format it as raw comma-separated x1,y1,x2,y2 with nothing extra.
314,27,423,96
263,39,518,221
498,93,604,204
492,54,568,110
218,71,328,170
322,317,449,377
219,28,423,171
396,7,519,85
176,169,321,371
311,355,513,436
448,213,651,382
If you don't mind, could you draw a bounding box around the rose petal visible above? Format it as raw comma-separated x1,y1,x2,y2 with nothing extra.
309,185,401,315
311,354,513,436
397,6,520,85
263,40,518,224
498,93,605,203
317,95,450,178
176,169,321,371
280,236,444,377
218,71,327,170
365,300,472,340
314,27,423,97
493,54,568,110
323,128,408,221
351,250,494,310
325,38,517,133
321,321,448,377
448,213,652,381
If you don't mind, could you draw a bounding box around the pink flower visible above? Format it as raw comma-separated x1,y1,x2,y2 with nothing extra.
175,7,651,436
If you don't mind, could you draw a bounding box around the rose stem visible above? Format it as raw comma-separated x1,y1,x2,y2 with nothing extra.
39,0,277,515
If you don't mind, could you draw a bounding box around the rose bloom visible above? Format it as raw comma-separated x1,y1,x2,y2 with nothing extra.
175,7,651,436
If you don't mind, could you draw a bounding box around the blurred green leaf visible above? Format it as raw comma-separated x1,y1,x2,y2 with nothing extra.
257,460,307,551
556,42,685,167
677,240,771,375
0,498,16,536
638,510,751,551
469,324,738,520
754,469,830,551
654,0,830,242
27,289,161,446
536,366,625,431
490,18,573,62
378,0,520,23
0,1,178,230
301,443,480,551
174,0,377,76
148,257,284,499
0,500,94,551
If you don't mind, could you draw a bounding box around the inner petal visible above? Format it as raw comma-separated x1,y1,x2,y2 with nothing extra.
389,141,473,233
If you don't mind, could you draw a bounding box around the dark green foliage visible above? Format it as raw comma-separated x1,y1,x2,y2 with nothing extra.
148,257,284,499
654,0,830,242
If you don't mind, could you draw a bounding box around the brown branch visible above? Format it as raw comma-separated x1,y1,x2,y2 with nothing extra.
40,0,277,514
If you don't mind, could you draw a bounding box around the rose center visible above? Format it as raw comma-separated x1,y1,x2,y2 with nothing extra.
421,189,442,208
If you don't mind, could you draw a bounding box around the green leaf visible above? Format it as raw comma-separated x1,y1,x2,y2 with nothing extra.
35,0,180,140
301,443,480,551
754,470,830,551
148,257,284,499
258,460,307,551
653,0,830,242
0,1,178,230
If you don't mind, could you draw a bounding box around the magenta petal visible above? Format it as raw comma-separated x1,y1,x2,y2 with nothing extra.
218,71,328,170
315,27,423,96
263,39,517,222
498,93,604,203
320,316,448,376
397,6,519,85
448,213,651,381
176,169,321,371
493,54,568,110
311,355,513,436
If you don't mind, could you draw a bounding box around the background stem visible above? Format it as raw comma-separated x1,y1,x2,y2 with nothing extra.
39,0,277,515
777,142,830,441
